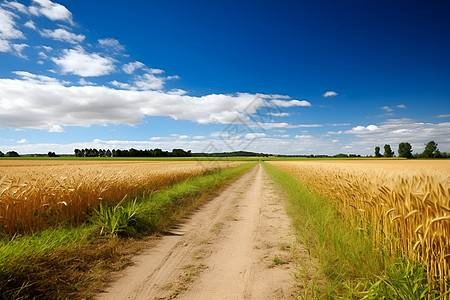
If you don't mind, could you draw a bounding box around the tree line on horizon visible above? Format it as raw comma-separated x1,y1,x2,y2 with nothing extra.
1,140,448,158
73,148,192,158
0,151,20,157
374,141,449,158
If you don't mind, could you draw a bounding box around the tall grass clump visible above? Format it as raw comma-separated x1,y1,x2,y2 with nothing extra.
363,258,449,300
267,160,450,297
93,197,140,236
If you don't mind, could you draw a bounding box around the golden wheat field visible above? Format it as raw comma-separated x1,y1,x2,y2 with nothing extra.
0,159,241,235
268,160,450,292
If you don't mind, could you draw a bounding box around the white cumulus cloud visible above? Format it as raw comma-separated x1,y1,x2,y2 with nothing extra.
347,124,378,133
29,0,73,24
79,78,95,86
133,73,165,90
122,61,145,74
40,28,85,44
0,38,11,52
0,74,302,130
0,7,24,39
13,71,62,84
48,124,64,132
52,47,115,76
150,68,164,74
167,88,187,95
245,133,267,139
2,1,29,14
38,51,47,59
267,112,289,117
270,99,311,107
111,70,171,91
41,45,52,51
24,20,36,30
98,38,125,52
11,42,28,57
109,80,132,90
323,91,338,98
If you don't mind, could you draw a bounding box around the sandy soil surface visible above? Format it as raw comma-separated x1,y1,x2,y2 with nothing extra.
96,164,313,300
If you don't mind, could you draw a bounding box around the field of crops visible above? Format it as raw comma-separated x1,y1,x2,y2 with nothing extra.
0,160,242,235
268,160,450,293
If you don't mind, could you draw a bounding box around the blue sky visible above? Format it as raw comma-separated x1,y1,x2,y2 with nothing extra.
0,0,449,155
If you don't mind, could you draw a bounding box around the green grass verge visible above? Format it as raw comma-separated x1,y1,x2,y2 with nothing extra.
263,162,385,298
0,162,255,299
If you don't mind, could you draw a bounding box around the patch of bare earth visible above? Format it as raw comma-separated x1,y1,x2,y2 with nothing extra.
96,164,319,300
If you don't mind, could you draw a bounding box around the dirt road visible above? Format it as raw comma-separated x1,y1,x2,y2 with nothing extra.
96,164,310,299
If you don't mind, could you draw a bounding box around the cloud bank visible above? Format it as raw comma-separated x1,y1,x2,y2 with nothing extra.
0,73,306,131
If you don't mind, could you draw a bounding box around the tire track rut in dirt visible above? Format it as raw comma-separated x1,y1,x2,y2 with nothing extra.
96,164,312,300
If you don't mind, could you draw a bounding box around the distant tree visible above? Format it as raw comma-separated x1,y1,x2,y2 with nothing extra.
383,144,394,157
0,151,4,157
171,148,191,157
106,149,112,157
113,149,122,157
81,148,99,157
116,149,129,157
422,141,438,158
47,151,58,157
98,149,106,157
374,146,382,157
74,149,82,157
398,142,413,158
129,148,139,157
440,152,450,158
153,148,164,157
6,151,20,157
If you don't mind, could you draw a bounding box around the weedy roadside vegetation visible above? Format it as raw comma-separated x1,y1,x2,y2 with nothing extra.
272,255,288,265
93,196,141,236
0,162,255,299
265,160,450,299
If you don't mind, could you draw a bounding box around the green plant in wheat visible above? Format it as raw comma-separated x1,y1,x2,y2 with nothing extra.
93,196,140,236
362,258,450,300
